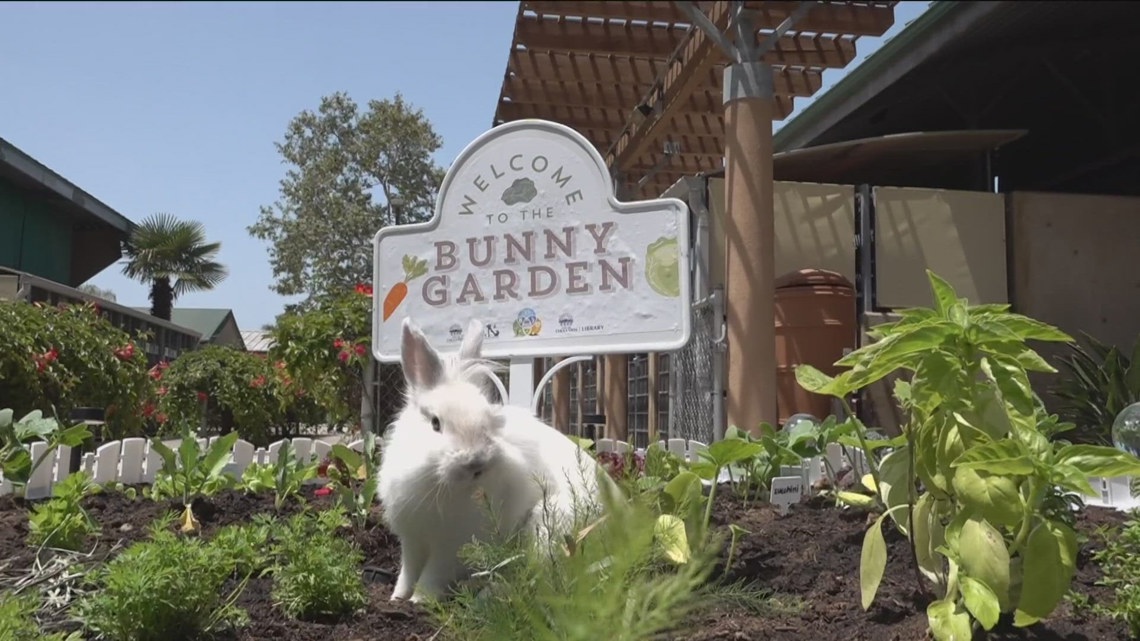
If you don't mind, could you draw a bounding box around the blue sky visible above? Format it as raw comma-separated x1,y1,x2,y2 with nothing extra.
1,0,930,331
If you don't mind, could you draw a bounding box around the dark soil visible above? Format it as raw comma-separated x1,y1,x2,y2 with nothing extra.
0,486,1130,641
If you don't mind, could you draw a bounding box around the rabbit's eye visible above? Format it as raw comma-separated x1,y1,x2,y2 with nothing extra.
431,416,441,432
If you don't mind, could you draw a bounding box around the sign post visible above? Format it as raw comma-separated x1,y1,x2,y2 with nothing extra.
372,119,692,412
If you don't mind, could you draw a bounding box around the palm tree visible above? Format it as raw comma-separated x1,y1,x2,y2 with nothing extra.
121,213,228,321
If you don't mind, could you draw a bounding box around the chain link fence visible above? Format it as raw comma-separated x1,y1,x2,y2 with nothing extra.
668,295,722,444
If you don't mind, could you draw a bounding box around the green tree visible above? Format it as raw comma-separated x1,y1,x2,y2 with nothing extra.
248,91,444,303
121,213,228,321
77,283,117,302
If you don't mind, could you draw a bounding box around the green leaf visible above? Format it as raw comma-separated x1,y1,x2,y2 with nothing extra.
55,424,93,448
202,432,240,480
952,467,1024,528
149,439,177,474
331,444,363,471
951,439,1035,476
1016,520,1077,621
927,270,959,316
877,448,912,532
912,493,946,584
927,598,973,641
959,575,1001,631
859,505,906,610
794,364,851,398
703,439,763,467
663,471,702,511
958,517,1012,611
1054,444,1140,478
998,314,1072,344
836,491,877,508
1050,463,1098,497
653,514,691,564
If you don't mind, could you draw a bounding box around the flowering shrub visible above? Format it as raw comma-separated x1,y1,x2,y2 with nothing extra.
269,285,400,431
0,301,151,439
597,450,647,482
153,345,321,446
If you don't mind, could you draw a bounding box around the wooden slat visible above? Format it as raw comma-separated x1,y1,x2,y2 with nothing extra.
524,1,896,37
508,50,664,87
524,0,698,25
503,64,822,102
626,154,724,175
743,1,896,37
502,86,793,119
496,102,725,138
517,15,858,69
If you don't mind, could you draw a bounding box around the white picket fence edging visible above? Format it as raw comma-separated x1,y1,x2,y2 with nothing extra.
3,435,1135,513
0,436,366,500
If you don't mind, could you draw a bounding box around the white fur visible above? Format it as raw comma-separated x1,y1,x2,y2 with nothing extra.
377,318,608,603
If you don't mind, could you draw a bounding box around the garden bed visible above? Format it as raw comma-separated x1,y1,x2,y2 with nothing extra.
0,486,1129,640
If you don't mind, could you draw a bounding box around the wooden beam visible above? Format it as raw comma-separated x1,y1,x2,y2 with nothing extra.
502,86,791,119
524,1,896,37
516,15,858,69
504,64,822,100
607,1,731,171
626,154,723,175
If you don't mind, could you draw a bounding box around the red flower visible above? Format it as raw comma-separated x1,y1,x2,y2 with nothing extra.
157,386,168,396
113,343,135,361
251,375,267,389
338,350,350,363
354,283,373,296
313,487,333,497
333,338,344,349
275,360,286,370
317,459,330,478
159,360,170,370
142,402,156,418
354,343,366,356
149,367,163,381
197,391,208,403
155,412,168,424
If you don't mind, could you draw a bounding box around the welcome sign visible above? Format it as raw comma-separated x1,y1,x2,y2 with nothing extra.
371,119,691,362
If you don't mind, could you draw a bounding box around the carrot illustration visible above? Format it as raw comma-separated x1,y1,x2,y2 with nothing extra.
383,255,429,321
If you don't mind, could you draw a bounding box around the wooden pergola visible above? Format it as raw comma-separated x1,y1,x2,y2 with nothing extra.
493,1,898,198
492,1,899,438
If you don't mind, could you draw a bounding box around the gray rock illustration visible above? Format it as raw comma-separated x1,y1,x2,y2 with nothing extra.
501,177,538,206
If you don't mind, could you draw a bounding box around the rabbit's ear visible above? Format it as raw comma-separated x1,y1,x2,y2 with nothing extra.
459,318,484,361
401,318,443,390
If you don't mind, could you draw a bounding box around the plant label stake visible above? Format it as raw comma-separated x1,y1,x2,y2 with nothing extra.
769,475,803,516
371,120,692,410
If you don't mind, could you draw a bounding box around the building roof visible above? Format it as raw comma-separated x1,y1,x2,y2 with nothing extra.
492,1,899,198
132,307,237,343
0,136,134,234
240,329,274,353
770,0,1140,195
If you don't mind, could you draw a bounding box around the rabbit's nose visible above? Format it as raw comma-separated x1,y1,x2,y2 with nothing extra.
464,459,486,479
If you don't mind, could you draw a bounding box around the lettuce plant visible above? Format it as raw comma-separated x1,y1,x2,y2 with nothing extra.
796,270,1140,640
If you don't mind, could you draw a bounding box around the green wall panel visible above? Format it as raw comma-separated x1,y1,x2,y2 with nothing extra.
0,179,72,283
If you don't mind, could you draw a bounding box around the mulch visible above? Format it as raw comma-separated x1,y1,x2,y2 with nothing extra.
0,485,1129,640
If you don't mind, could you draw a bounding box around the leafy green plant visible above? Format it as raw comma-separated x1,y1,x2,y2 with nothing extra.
28,471,100,551
1078,516,1140,636
0,300,153,439
147,428,239,533
75,528,250,641
239,441,317,509
1052,331,1140,445
153,344,320,446
796,270,1140,640
431,484,719,641
271,513,367,620
0,591,79,641
211,515,276,577
324,431,380,530
268,287,404,431
0,409,91,494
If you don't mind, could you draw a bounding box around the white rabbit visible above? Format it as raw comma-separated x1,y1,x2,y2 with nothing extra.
378,317,608,603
